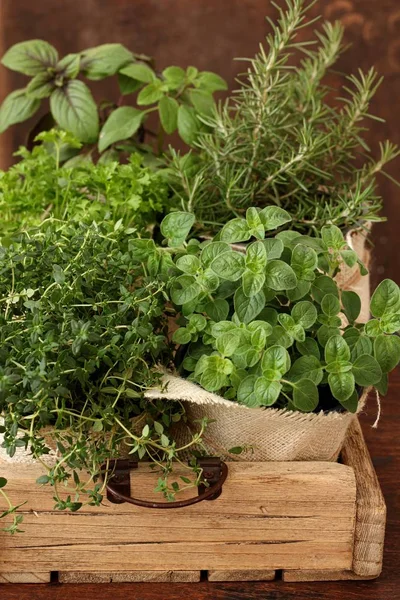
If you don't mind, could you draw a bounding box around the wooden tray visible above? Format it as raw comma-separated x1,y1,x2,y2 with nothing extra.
0,418,385,584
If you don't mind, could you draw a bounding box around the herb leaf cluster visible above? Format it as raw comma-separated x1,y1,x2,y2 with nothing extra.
0,130,173,239
152,210,400,413
171,0,399,233
0,40,227,158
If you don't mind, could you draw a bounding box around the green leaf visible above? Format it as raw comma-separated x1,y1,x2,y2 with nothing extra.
201,242,231,267
254,377,282,406
220,218,251,243
2,40,58,75
246,241,267,272
170,275,201,305
352,354,382,386
343,326,361,347
36,475,51,485
189,89,215,116
92,420,103,432
81,43,132,79
291,379,319,412
262,239,284,260
317,325,341,347
161,212,195,247
237,375,259,407
364,319,382,337
162,66,186,89
311,276,339,304
259,206,291,231
267,325,293,348
200,356,232,391
57,53,80,79
98,107,144,152
325,335,350,363
351,336,373,361
172,327,192,345
321,294,341,317
370,279,400,318
159,96,179,134
328,372,355,402
52,264,65,285
120,62,155,83
211,252,245,282
296,338,320,359
0,89,40,134
196,71,227,92
177,104,199,145
287,356,323,385
291,301,317,328
265,260,297,291
234,287,265,324
176,255,201,275
118,73,143,95
341,291,361,323
0,477,7,488
341,249,358,268
375,373,389,396
137,82,163,105
321,225,345,250
373,334,400,373
291,244,318,281
242,270,265,297
205,298,229,321
381,313,400,334
261,345,290,375
26,72,55,99
50,80,99,143
339,389,359,413
216,331,241,357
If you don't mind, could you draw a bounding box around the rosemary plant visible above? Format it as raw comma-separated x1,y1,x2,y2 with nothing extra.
172,0,399,234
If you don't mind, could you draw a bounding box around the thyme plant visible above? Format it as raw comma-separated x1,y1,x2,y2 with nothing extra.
172,0,399,234
0,220,208,530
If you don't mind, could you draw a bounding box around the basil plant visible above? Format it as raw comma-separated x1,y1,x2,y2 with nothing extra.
136,207,400,413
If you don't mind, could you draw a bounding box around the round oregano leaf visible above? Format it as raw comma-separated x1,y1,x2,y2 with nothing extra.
321,294,341,317
291,301,317,328
237,375,258,407
291,379,319,412
341,291,361,323
211,252,245,282
258,206,292,231
352,354,382,386
328,372,355,402
325,335,351,364
261,345,290,375
161,211,195,247
220,218,251,243
234,287,265,324
311,275,339,304
264,260,297,291
373,334,400,373
370,279,400,318
254,377,282,406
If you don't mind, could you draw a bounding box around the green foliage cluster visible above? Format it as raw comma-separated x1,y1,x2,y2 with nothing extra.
136,209,400,413
0,130,172,239
171,0,399,233
0,40,226,158
0,220,208,519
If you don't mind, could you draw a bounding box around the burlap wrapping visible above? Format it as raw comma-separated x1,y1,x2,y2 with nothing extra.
145,374,367,462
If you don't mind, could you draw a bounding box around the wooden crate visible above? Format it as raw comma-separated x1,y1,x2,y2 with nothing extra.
0,418,385,584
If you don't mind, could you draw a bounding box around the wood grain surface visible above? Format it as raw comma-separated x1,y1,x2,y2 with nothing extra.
0,1,399,597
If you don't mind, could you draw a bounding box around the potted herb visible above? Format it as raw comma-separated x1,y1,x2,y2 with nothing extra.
0,219,207,532
144,208,400,462
0,129,173,239
0,40,226,162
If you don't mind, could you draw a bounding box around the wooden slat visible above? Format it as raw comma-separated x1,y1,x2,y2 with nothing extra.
0,572,51,583
282,569,377,582
208,570,275,582
0,460,356,575
341,418,386,578
59,571,200,583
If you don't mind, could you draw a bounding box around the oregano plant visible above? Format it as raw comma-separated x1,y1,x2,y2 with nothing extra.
146,208,400,413
0,40,227,159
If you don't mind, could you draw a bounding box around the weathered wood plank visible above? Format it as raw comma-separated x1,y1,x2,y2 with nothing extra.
0,572,51,583
208,570,275,582
341,418,386,578
59,571,200,583
282,569,377,582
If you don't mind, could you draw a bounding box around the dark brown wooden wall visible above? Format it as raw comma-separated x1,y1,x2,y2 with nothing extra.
0,0,399,281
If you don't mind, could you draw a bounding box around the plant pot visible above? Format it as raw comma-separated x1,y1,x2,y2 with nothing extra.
146,374,369,462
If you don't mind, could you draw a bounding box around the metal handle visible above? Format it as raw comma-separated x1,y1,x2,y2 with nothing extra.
104,457,228,509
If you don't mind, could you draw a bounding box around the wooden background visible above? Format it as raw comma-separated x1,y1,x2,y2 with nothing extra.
0,0,399,285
